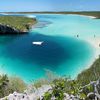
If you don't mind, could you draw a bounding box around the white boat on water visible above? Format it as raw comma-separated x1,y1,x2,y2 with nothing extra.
32,41,44,45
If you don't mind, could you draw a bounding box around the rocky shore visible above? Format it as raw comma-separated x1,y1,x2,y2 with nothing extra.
1,79,100,100
0,24,19,34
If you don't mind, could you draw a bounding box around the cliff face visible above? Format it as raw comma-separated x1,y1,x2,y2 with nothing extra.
0,24,19,34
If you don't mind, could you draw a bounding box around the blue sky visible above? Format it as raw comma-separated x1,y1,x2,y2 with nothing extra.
0,0,100,12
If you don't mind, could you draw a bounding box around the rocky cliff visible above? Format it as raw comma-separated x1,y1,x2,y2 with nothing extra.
0,24,19,34
0,16,37,34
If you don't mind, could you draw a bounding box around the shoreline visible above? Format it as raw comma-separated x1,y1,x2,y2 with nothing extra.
0,13,100,82
77,36,100,72
70,14,100,75
86,37,100,60
66,14,97,19
79,15,97,19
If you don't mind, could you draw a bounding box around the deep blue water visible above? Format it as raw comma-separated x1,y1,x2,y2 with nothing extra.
0,14,97,83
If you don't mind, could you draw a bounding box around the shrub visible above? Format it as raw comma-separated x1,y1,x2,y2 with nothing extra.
8,76,27,93
33,78,49,88
0,74,9,98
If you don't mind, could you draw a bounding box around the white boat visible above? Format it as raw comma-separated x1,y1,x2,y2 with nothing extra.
32,41,43,45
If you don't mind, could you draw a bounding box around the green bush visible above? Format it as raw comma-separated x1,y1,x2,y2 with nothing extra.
0,75,26,98
43,92,52,100
77,57,100,85
8,76,27,93
0,75,9,98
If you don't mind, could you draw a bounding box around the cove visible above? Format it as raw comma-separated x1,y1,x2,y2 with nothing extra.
0,14,97,83
0,33,94,82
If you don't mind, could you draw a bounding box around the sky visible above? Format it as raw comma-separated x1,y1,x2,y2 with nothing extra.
0,0,100,12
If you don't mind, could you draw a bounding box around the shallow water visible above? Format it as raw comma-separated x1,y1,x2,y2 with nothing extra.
0,14,99,83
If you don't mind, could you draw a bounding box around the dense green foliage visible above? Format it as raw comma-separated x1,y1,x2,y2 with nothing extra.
0,16,37,32
43,78,99,100
8,76,27,92
0,75,9,97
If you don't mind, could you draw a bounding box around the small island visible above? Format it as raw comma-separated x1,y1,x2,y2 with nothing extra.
0,16,37,34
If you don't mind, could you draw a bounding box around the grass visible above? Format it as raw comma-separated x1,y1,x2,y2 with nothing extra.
0,16,37,33
77,56,100,85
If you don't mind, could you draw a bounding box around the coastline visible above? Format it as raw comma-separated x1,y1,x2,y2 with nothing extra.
0,13,100,81
80,15,97,19
67,14,97,19
0,16,37,34
72,14,100,74
76,36,100,73
69,13,100,78
81,14,100,61
86,37,100,59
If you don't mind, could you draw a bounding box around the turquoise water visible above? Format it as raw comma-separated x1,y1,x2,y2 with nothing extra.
0,14,100,83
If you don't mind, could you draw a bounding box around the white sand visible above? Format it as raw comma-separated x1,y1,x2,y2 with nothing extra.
67,14,97,19
82,15,97,19
86,37,100,59
72,35,100,75
77,14,97,19
79,36,100,70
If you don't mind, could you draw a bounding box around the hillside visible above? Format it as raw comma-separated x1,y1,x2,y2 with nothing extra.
0,16,37,34
77,56,100,85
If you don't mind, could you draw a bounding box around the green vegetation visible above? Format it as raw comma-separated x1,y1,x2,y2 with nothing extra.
43,78,80,100
43,78,99,100
0,75,26,98
42,57,100,100
8,76,27,92
77,56,100,85
0,56,100,99
0,75,9,97
0,16,37,33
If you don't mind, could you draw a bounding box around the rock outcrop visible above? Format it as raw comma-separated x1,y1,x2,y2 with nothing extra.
0,24,19,34
0,16,37,34
1,85,52,100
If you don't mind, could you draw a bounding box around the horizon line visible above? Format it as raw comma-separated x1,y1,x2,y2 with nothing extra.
0,11,100,13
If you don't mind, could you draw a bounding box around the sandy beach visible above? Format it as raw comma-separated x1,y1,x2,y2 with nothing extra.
76,35,100,72
68,14,97,19
82,15,97,19
76,14,100,60
86,37,100,58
